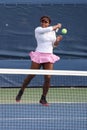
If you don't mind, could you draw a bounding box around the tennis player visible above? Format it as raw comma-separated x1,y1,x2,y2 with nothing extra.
16,16,63,106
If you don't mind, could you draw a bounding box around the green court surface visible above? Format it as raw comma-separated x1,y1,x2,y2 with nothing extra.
0,88,87,104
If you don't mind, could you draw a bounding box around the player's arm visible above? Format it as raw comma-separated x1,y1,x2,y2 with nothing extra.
52,23,62,31
35,23,62,34
53,35,63,47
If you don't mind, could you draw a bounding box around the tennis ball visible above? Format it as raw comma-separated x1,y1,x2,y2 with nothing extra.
61,28,67,34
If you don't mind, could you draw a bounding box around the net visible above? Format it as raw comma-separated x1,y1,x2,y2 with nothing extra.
0,68,87,130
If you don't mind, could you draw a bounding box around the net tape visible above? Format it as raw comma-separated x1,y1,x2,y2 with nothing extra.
0,68,87,76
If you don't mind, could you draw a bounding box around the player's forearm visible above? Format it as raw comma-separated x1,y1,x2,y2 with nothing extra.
52,23,62,31
53,40,59,47
53,35,63,47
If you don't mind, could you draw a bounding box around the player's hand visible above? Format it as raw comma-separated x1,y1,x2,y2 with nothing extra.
57,23,62,29
56,35,63,42
53,35,63,47
53,23,62,31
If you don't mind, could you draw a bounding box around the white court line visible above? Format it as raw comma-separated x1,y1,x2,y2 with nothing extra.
0,102,87,104
0,117,87,121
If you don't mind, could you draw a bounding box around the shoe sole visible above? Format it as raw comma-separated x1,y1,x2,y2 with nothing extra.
16,97,21,102
40,102,49,106
16,100,20,102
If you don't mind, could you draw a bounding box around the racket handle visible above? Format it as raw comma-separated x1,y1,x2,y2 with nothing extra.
56,28,59,32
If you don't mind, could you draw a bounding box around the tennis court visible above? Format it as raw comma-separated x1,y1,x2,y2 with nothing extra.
0,69,87,130
0,1,87,130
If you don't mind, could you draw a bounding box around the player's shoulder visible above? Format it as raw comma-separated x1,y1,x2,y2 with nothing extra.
35,26,42,32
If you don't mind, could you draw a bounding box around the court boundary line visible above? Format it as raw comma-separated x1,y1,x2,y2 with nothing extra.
0,117,87,121
0,102,87,105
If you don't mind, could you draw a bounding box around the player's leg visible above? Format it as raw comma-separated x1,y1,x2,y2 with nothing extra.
40,62,53,106
16,61,41,102
21,62,41,91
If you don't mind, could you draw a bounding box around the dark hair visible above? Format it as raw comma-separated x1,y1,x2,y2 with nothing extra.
40,16,51,24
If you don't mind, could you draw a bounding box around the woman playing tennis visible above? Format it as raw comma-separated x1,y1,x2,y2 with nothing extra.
16,16,63,106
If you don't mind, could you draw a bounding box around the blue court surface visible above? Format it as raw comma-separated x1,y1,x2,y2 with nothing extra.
0,103,87,130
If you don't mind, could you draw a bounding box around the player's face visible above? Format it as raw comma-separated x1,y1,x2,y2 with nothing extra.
41,19,50,28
